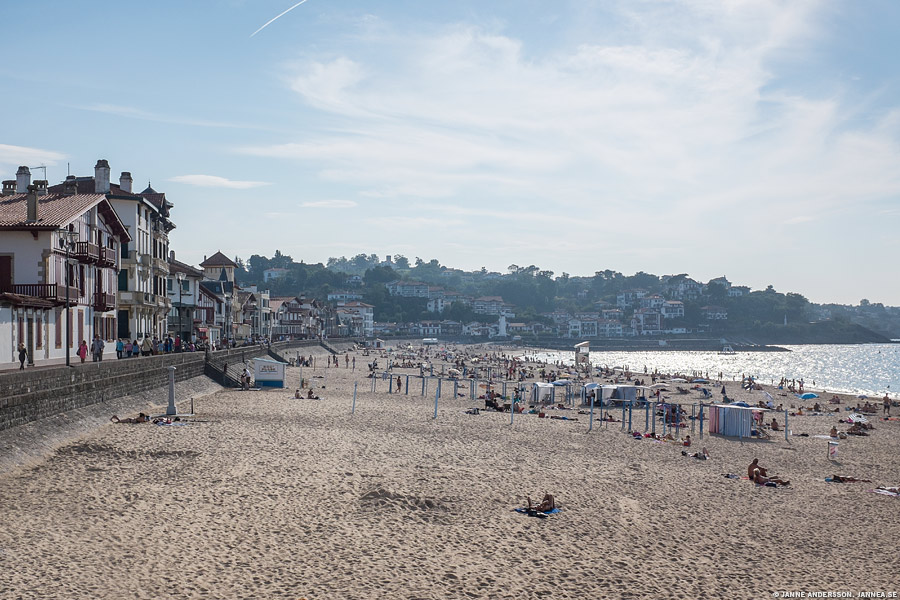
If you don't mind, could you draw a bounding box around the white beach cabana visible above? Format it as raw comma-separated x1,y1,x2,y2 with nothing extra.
253,357,287,388
530,382,555,404
708,404,768,438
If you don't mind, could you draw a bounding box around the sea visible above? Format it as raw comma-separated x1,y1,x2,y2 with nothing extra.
523,343,899,398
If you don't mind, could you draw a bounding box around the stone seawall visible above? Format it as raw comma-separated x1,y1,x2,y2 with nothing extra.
0,352,207,431
0,339,342,432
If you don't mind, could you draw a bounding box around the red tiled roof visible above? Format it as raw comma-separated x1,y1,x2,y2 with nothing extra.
169,258,203,278
200,251,237,267
0,192,106,228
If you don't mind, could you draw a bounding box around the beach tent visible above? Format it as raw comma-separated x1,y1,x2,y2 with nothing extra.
799,393,819,400
253,357,287,388
708,404,766,437
530,382,554,404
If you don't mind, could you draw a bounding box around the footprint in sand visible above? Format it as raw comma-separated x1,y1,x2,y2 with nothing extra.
617,496,643,528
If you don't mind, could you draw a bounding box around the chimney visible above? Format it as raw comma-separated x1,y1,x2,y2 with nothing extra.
170,250,175,262
26,184,38,222
94,159,110,193
63,175,78,196
119,171,133,193
1,180,15,196
34,180,48,195
16,166,30,193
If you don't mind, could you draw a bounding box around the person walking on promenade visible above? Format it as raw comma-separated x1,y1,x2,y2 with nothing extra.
18,343,27,370
91,334,105,362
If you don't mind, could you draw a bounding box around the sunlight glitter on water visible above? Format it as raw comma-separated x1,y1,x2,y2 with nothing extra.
524,344,899,397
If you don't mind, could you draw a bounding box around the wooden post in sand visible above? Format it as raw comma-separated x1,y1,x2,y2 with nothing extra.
627,403,633,432
437,378,442,399
645,402,649,431
454,380,458,398
405,375,410,395
784,409,789,441
652,402,657,435
371,376,375,392
389,376,393,393
588,392,595,432
433,384,439,419
502,381,507,398
352,382,357,414
699,403,704,439
621,403,626,430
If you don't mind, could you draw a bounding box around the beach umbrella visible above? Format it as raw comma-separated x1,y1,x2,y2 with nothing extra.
693,378,709,384
650,383,668,389
799,393,818,400
857,394,868,399
729,401,750,407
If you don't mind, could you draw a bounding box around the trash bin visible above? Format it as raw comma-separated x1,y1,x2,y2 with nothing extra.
828,441,839,460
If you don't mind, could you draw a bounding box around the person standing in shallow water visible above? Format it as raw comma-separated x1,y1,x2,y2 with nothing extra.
885,394,892,416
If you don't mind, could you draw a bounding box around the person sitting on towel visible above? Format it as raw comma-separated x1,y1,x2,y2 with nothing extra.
526,493,556,512
307,389,319,400
748,458,768,479
830,426,838,438
771,418,780,431
753,468,789,487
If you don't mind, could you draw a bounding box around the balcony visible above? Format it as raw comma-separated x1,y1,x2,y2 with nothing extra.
98,247,117,267
93,292,116,312
152,256,170,275
73,241,100,264
13,283,80,305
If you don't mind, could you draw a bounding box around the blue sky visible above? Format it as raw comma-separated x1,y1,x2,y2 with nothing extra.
1,0,899,305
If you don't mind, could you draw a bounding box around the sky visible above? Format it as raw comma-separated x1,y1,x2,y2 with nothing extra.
1,0,899,306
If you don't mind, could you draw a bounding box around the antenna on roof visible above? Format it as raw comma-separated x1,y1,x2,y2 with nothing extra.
30,164,47,180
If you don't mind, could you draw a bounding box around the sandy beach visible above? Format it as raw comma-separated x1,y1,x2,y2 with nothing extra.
1,343,898,599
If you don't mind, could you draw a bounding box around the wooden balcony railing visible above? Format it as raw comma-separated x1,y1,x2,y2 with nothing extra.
74,241,100,263
13,283,80,304
98,247,117,267
93,292,116,312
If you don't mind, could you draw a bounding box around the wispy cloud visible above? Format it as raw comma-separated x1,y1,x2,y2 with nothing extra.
73,103,252,129
0,143,66,167
238,0,900,223
300,199,357,208
169,174,271,189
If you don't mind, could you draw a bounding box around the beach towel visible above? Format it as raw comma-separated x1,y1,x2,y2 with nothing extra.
515,507,561,518
870,488,900,498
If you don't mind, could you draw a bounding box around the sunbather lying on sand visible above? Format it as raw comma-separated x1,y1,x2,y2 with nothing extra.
110,413,149,424
828,475,872,483
682,447,710,460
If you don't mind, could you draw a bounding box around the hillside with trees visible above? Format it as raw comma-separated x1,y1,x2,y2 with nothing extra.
233,251,896,342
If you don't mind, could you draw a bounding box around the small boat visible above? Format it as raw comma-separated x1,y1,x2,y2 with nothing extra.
719,345,736,355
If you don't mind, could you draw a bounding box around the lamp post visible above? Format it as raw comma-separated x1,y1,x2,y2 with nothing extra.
59,228,78,367
176,272,185,349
